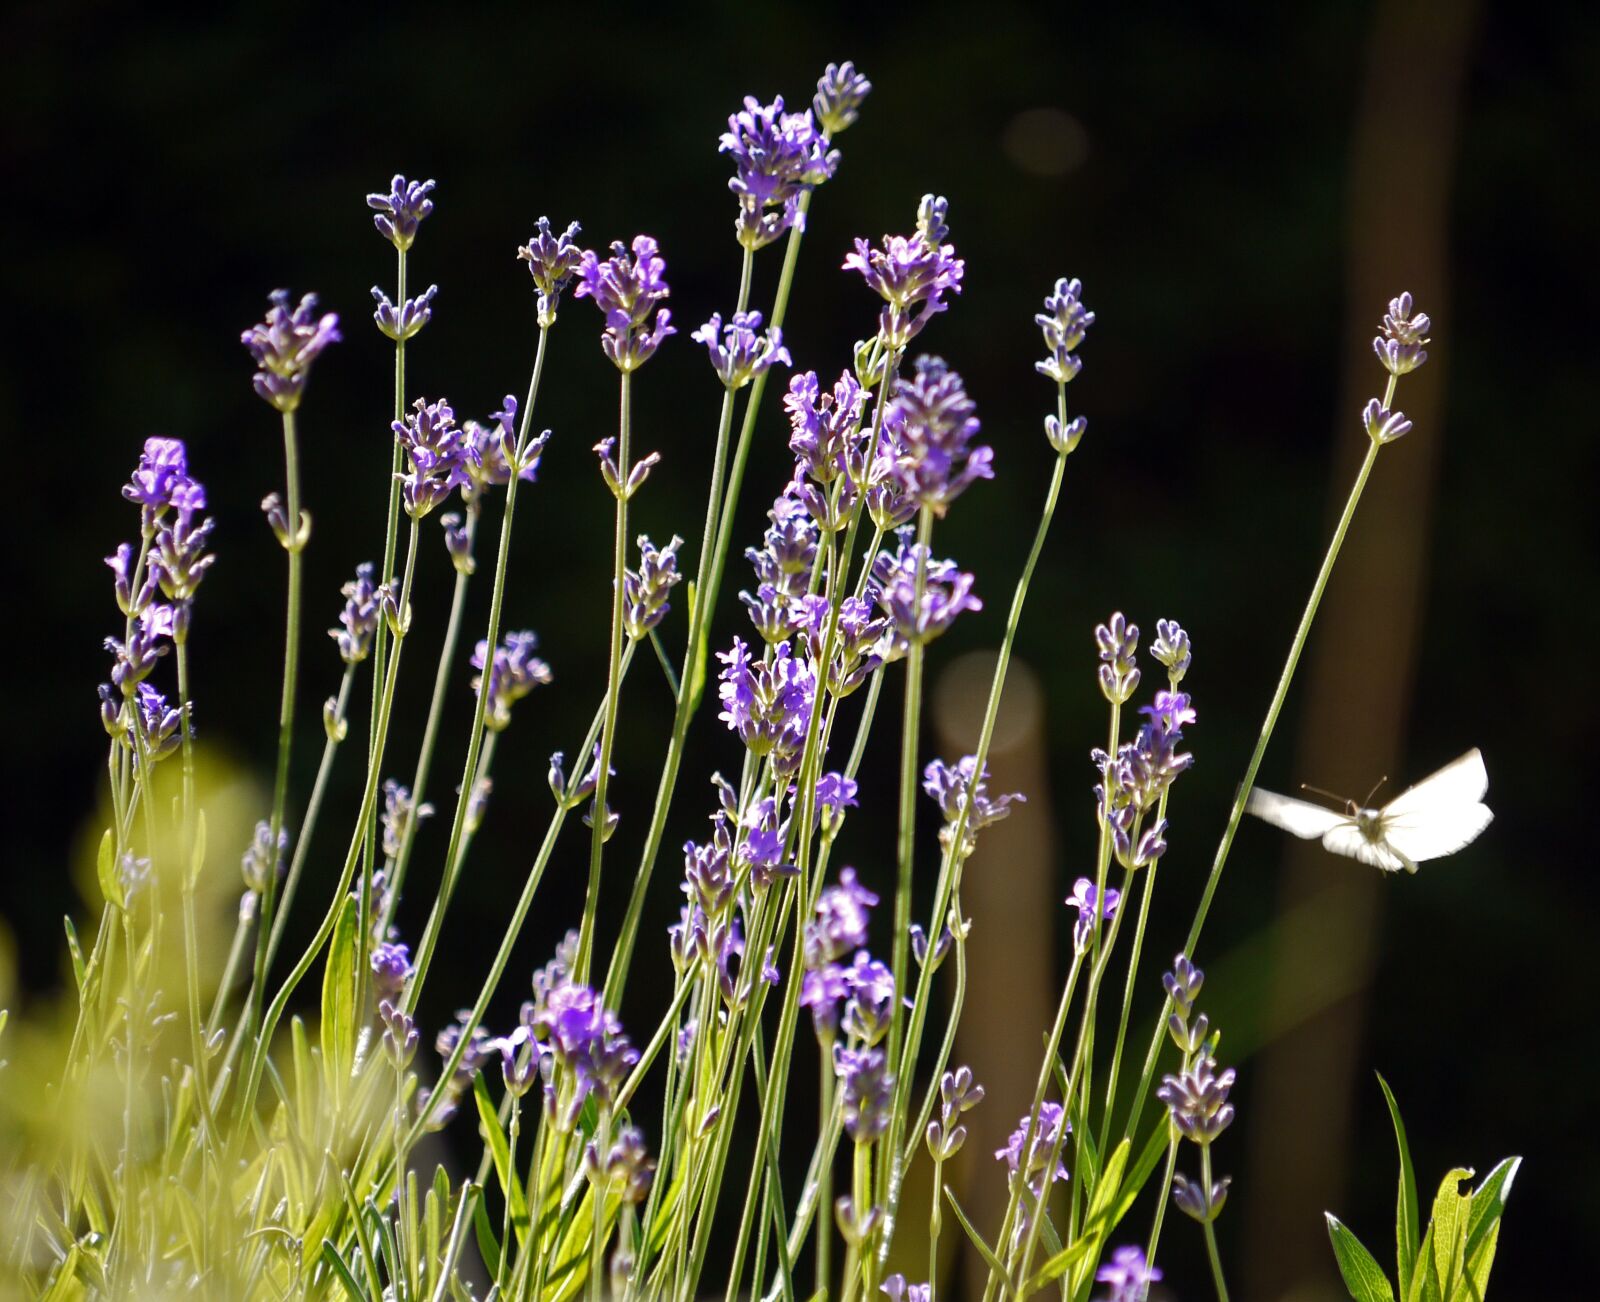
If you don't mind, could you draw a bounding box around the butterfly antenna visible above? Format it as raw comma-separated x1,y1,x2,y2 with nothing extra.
1361,775,1389,807
1299,781,1357,814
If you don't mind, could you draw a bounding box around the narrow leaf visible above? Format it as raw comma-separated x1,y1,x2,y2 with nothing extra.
63,917,86,992
944,1183,1008,1281
472,1073,529,1245
1377,1074,1420,1298
320,895,359,1107
320,1240,373,1301
1021,1233,1097,1294
96,830,122,910
1326,1213,1396,1302
1462,1156,1519,1266
471,1189,502,1281
187,809,207,890
1429,1168,1473,1297
1459,1219,1501,1302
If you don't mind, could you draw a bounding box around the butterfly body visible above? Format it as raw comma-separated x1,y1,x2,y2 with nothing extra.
1245,749,1492,874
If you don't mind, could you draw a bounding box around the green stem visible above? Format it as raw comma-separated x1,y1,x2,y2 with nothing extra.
576,367,632,983
1143,1131,1180,1286
602,209,815,1001
407,326,549,1005
1201,1143,1230,1302
382,504,481,934
1122,430,1388,1141
242,406,306,1049
882,443,1072,1263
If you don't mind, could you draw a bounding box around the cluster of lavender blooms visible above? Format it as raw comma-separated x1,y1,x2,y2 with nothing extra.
22,50,1468,1302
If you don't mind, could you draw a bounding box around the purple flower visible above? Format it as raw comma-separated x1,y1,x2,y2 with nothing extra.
1172,1171,1232,1224
518,217,585,327
1095,612,1141,704
786,369,868,487
105,603,174,689
1067,877,1121,952
742,493,819,642
1158,1055,1237,1144
691,310,791,389
720,95,838,250
526,981,638,1120
880,1277,930,1302
877,356,993,517
367,174,436,251
371,283,438,342
815,771,859,836
1362,398,1413,445
1035,277,1095,385
922,755,1024,860
800,962,852,1040
867,529,982,660
586,1125,655,1205
1373,291,1430,376
928,1066,984,1160
107,542,157,618
371,941,413,1001
995,1102,1071,1224
1093,690,1194,868
152,491,216,609
623,534,684,639
738,796,796,891
814,61,872,136
1150,618,1192,684
1095,1245,1162,1302
716,637,815,776
462,395,546,501
379,999,418,1068
574,236,676,371
240,290,341,413
393,397,473,519
841,951,896,1045
682,816,737,917
551,744,612,811
122,437,195,516
380,779,434,859
843,195,964,348
805,866,878,966
471,631,553,731
331,563,382,664
834,1044,893,1142
241,818,288,895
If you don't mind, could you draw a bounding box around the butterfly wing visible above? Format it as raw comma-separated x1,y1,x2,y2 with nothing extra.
1321,823,1411,873
1246,787,1350,840
1379,749,1493,862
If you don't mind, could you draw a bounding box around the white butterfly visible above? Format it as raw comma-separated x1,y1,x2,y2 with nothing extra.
1245,748,1492,874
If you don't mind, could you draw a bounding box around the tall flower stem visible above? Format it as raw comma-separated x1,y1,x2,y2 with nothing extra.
174,641,210,1111
235,519,420,1128
1121,428,1388,1143
241,407,306,1050
603,208,815,1001
381,506,480,934
880,439,1073,1259
575,367,633,983
408,325,550,1003
1201,1143,1231,1302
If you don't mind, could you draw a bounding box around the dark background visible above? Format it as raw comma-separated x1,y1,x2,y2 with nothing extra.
3,1,1597,1297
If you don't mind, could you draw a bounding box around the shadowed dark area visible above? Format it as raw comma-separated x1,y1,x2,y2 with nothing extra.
3,1,1596,1296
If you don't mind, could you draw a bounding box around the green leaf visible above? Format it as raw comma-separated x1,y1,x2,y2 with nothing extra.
1067,1139,1131,1296
1021,1233,1097,1295
63,917,86,993
1326,1214,1396,1302
1377,1074,1421,1298
187,809,207,890
1114,1121,1175,1226
1429,1168,1473,1297
471,1188,502,1281
320,895,359,1108
1462,1156,1519,1266
943,1183,1008,1281
320,1240,374,1301
472,1073,529,1245
1458,1220,1501,1302
368,1201,403,1301
96,830,121,910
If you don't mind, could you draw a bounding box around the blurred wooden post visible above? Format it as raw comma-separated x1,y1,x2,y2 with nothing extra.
1240,3,1477,1297
933,651,1055,1300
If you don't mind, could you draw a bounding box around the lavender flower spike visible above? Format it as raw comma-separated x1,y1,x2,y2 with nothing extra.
1362,398,1413,445
518,217,584,327
879,356,993,517
241,290,341,413
835,1044,894,1142
880,1277,931,1302
574,236,676,371
331,563,382,664
1036,276,1096,384
844,194,964,349
1095,1245,1163,1302
367,174,436,250
1158,1054,1237,1144
623,534,684,639
471,630,553,731
691,311,792,389
814,61,872,136
1373,290,1430,376
371,283,438,341
720,94,838,250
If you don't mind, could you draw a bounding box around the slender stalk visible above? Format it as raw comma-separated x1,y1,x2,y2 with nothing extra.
576,368,632,983
1142,1132,1180,1286
603,207,817,1000
1122,430,1388,1141
381,504,481,933
174,641,211,1113
242,407,306,1048
1200,1143,1230,1302
881,441,1073,1261
407,325,550,1003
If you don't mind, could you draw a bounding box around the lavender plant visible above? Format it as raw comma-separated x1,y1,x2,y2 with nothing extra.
0,61,1516,1302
